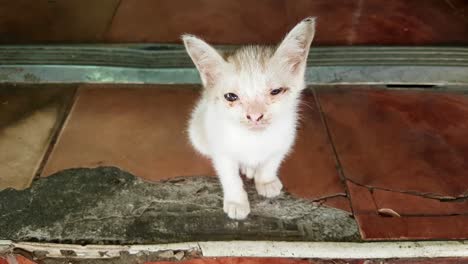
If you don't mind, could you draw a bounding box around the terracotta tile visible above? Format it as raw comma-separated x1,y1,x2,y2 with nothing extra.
42,85,215,180
0,0,120,43
317,87,468,197
0,256,37,264
281,91,350,212
380,258,468,264
349,180,468,240
346,180,376,213
149,258,312,264
373,189,468,216
287,0,468,45
105,0,288,44
317,87,468,239
0,84,75,190
351,0,468,45
357,214,468,240
285,0,359,45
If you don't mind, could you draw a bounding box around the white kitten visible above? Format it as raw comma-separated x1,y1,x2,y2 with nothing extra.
183,17,316,220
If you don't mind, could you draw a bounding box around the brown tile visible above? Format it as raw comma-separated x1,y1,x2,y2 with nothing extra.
357,214,468,240
281,91,350,212
0,0,120,43
373,189,468,216
105,0,288,44
148,258,312,264
287,0,468,45
318,87,468,197
42,85,215,181
346,180,376,213
285,0,359,45
381,258,468,264
43,86,349,212
318,87,468,239
0,85,75,190
351,0,468,45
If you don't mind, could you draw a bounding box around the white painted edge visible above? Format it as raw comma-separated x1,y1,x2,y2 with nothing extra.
0,240,12,254
3,240,468,260
200,241,468,259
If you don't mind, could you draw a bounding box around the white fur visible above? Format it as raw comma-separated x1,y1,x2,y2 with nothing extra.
183,17,316,220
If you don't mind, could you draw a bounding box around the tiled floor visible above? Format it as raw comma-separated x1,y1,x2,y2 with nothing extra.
2,84,468,241
316,87,468,240
1,0,467,45
41,85,351,212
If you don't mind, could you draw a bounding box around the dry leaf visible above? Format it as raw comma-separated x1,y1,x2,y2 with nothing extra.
378,208,401,217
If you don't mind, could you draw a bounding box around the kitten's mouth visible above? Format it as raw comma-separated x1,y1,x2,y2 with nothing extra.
247,123,269,131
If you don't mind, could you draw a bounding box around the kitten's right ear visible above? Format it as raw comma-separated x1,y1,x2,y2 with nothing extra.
182,35,226,87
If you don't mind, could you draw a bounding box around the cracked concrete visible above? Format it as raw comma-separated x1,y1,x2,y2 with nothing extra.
0,167,360,244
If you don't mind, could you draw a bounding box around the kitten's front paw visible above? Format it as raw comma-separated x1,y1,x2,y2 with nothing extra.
240,165,255,179
223,200,251,220
256,178,283,198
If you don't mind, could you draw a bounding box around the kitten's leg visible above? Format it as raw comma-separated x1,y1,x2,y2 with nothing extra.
255,155,284,198
239,164,255,179
214,156,250,219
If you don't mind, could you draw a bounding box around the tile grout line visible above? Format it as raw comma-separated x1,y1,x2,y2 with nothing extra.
311,88,357,216
34,88,79,180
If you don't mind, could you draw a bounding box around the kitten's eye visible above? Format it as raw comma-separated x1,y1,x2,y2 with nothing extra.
270,88,284,95
224,93,239,102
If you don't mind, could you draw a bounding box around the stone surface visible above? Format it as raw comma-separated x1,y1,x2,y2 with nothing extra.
316,87,468,240
0,167,359,244
0,84,75,190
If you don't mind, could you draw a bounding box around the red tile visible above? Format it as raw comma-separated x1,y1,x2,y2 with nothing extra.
373,189,468,216
381,258,468,264
318,87,468,197
357,214,468,240
281,92,350,212
350,0,468,45
287,0,468,45
317,87,468,239
0,256,37,264
148,258,312,264
286,0,359,45
0,0,120,43
42,85,215,181
106,0,288,44
346,181,376,213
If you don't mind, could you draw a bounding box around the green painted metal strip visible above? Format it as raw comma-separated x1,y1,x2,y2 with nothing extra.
1,45,468,85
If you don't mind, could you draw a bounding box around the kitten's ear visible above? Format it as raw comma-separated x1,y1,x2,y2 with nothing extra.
182,34,226,87
272,17,316,76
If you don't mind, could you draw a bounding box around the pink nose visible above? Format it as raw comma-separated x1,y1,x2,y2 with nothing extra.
246,113,264,122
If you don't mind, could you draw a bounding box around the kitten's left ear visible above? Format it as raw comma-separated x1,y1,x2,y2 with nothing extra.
272,17,316,76
182,34,226,87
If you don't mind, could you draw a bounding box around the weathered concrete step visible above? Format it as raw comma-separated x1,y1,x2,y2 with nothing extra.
0,167,359,244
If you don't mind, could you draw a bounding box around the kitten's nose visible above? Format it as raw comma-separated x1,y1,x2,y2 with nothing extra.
246,113,264,122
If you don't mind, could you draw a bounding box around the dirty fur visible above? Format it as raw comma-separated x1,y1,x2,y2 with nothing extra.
182,17,316,219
